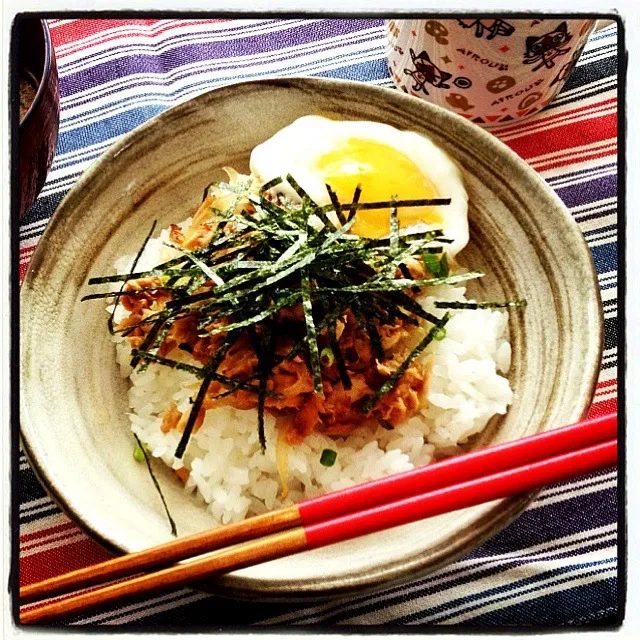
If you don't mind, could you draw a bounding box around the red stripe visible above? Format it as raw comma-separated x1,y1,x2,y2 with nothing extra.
19,244,37,280
588,397,618,419
20,521,78,543
20,539,112,586
494,98,617,137
50,19,164,47
503,113,617,161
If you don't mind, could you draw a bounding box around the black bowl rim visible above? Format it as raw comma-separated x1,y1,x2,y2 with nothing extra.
19,18,53,129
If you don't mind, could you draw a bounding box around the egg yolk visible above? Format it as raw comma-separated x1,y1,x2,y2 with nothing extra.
315,138,443,237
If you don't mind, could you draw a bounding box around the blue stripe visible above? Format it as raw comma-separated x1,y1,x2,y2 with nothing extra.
590,242,618,274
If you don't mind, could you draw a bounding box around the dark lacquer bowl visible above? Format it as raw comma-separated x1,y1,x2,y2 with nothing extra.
17,18,60,218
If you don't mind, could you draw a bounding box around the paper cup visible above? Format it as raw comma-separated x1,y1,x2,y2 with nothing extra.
386,18,595,127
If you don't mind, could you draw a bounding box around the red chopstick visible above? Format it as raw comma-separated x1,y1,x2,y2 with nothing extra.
20,413,617,624
298,413,616,526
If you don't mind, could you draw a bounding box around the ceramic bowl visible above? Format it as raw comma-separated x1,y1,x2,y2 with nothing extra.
17,17,60,218
20,78,603,600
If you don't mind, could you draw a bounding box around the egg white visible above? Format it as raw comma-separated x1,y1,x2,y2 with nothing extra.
250,115,469,258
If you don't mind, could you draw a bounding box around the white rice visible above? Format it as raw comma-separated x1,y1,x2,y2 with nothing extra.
110,220,513,525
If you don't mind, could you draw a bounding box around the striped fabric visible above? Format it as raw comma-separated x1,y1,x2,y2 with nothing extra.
18,19,619,627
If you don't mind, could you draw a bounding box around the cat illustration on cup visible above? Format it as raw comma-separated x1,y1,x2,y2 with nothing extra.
404,49,452,94
523,22,573,71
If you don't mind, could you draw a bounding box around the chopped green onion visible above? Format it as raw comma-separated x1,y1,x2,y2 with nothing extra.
320,346,335,367
133,444,146,462
433,327,447,341
320,449,337,467
422,252,441,277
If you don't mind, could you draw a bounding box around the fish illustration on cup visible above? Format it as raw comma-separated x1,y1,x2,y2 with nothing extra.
445,93,475,112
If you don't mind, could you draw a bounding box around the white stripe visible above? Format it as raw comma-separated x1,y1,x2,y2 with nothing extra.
20,532,90,558
539,154,617,180
577,47,618,66
51,136,119,167
20,501,59,519
97,593,210,625
73,589,206,625
551,80,617,107
570,196,617,215
20,496,53,513
595,389,617,404
579,214,617,235
48,19,76,28
527,140,617,165
599,271,617,284
588,234,618,249
535,471,617,499
548,165,617,188
21,528,89,555
532,479,617,509
54,20,300,56
434,565,617,625
584,27,617,49
20,513,71,537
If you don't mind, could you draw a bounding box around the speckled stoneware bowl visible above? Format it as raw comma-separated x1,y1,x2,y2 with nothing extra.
20,78,603,600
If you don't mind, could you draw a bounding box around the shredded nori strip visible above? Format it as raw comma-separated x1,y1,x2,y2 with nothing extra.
398,263,420,295
249,321,277,452
328,319,352,390
434,300,527,310
107,220,157,335
133,433,177,536
174,370,213,459
130,316,168,369
389,199,399,252
347,184,362,223
317,271,483,293
301,269,323,394
174,331,240,459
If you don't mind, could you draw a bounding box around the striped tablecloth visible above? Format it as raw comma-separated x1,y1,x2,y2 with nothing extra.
18,18,619,628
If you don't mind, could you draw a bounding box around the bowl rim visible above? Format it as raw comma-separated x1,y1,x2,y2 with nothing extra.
19,76,605,599
18,18,53,129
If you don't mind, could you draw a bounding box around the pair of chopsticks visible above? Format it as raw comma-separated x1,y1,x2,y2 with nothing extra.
20,413,617,624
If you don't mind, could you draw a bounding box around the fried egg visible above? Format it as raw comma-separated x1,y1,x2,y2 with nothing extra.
249,116,469,258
